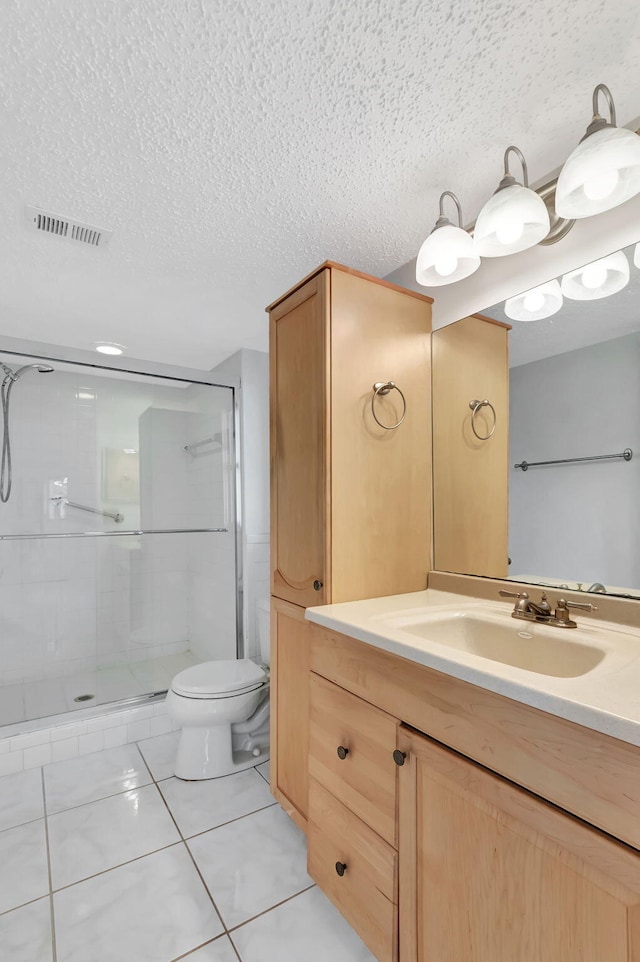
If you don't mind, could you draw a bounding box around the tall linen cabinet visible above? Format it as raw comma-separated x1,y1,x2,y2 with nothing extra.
267,262,432,828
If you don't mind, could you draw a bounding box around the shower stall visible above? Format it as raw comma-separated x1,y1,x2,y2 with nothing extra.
0,352,238,730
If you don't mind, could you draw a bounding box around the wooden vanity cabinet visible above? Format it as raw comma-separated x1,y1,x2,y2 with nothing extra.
398,728,640,962
432,313,510,579
268,262,432,829
308,622,640,962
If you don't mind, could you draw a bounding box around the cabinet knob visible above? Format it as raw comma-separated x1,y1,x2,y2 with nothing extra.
313,580,323,591
335,861,347,877
393,749,407,767
337,746,349,760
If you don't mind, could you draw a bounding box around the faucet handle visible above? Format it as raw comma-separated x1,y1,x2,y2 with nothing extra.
499,589,529,599
560,599,598,613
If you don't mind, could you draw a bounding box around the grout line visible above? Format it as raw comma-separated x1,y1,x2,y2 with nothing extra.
50,839,184,895
138,742,229,936
0,893,51,919
41,768,58,962
254,763,270,785
169,933,240,961
227,883,316,935
178,801,278,843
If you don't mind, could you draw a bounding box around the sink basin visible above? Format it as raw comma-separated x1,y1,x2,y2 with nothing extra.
380,610,606,678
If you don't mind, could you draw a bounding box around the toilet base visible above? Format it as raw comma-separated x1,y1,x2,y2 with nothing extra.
174,723,268,780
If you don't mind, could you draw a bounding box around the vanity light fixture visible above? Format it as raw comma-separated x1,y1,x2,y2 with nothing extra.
415,191,480,287
473,147,551,257
95,342,125,356
504,279,563,321
561,250,630,301
556,84,640,219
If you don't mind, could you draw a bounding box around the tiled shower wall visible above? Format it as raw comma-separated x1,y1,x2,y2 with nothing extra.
0,364,236,687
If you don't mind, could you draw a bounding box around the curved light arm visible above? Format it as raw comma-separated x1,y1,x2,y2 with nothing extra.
503,146,529,187
437,190,463,228
592,83,616,125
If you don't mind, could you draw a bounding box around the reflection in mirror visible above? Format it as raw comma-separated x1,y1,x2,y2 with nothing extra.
483,238,640,599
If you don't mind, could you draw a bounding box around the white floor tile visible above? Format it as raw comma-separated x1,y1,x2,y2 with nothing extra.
182,935,239,961
53,844,223,962
0,819,49,913
256,759,270,783
44,744,151,814
138,730,181,781
159,769,274,838
231,886,377,962
0,767,45,830
48,784,180,889
0,897,53,962
188,805,310,928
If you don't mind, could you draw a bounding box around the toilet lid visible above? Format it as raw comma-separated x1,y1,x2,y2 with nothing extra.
171,659,266,698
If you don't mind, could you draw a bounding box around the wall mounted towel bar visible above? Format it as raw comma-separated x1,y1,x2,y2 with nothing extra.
514,448,633,471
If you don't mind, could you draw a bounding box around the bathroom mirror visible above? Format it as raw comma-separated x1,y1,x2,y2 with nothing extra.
475,236,640,599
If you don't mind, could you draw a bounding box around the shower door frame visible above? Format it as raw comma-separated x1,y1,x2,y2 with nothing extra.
0,337,245,663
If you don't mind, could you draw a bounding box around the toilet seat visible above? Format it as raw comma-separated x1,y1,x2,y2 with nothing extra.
171,659,266,699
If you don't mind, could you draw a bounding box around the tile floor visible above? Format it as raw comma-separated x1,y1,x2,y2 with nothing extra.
0,732,376,961
0,651,200,727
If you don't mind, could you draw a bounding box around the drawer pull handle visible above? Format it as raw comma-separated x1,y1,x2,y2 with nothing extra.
393,749,407,766
335,861,348,877
336,746,349,760
313,580,323,591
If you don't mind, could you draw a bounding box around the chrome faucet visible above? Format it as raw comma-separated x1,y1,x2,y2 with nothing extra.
499,590,598,629
587,583,607,593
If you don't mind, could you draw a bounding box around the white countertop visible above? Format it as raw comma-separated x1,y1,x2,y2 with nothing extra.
306,589,640,748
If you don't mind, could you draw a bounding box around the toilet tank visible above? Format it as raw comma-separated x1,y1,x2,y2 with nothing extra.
257,599,270,665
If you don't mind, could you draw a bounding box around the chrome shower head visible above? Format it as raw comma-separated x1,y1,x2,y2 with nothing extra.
12,363,54,380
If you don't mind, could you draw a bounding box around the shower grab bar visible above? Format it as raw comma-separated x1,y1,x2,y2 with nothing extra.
184,434,222,455
0,527,228,541
51,496,124,524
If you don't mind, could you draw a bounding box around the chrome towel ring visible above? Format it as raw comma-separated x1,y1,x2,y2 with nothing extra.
469,399,496,440
371,381,407,430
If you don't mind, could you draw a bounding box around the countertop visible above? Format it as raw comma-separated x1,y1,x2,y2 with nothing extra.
306,588,640,748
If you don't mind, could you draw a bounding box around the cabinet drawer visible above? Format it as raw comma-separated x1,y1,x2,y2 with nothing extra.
308,778,398,962
309,672,398,845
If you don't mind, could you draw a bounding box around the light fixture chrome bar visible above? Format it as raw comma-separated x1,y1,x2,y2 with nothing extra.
0,527,228,541
515,449,632,471
184,434,222,455
52,497,124,523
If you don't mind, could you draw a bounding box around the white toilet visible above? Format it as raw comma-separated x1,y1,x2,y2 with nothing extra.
166,599,271,780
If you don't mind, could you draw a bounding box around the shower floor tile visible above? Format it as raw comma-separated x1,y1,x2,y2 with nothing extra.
1,739,375,962
1,649,200,727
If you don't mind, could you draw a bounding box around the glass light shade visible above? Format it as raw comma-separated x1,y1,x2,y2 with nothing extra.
561,250,629,301
556,126,640,218
504,280,563,321
474,184,550,257
634,243,640,269
415,223,480,287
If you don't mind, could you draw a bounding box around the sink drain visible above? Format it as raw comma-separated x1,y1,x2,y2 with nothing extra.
74,694,95,703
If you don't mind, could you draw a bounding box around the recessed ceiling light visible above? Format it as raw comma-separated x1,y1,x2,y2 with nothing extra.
95,342,125,356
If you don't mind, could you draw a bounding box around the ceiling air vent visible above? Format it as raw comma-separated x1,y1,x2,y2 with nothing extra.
25,206,113,249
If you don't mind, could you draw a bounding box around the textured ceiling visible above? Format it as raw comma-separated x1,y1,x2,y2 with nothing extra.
484,241,640,368
1,1,640,369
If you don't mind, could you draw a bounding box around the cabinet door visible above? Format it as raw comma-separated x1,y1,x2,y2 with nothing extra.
270,598,310,830
270,272,329,607
398,728,640,962
330,268,432,603
432,314,509,578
